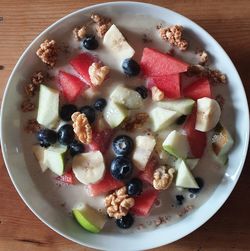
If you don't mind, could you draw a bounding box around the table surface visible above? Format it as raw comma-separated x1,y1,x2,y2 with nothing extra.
0,0,250,250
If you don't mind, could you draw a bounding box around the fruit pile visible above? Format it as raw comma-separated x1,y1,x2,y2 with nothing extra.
32,19,234,233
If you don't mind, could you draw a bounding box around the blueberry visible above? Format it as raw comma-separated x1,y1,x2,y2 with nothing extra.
188,177,204,194
82,35,98,50
58,124,75,145
112,135,133,156
127,178,143,196
37,129,57,146
94,98,107,112
116,213,134,229
110,156,133,180
122,58,140,76
69,140,84,156
59,104,77,121
135,86,148,99
176,195,185,205
79,105,96,124
176,115,187,125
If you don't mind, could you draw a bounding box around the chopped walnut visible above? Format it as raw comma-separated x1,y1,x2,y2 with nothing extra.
24,119,41,133
88,62,110,86
153,166,175,190
73,26,87,40
20,99,35,112
122,113,149,131
197,50,208,65
91,13,111,38
105,186,135,219
71,112,92,144
36,39,57,67
151,86,165,101
159,25,188,51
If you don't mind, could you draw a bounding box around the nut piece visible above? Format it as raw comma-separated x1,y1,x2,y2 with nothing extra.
24,119,41,133
153,166,175,190
159,25,188,51
105,186,135,219
24,71,45,97
73,26,87,40
151,86,165,101
20,99,35,112
88,62,110,86
122,112,149,131
36,39,57,67
71,112,92,144
197,50,208,65
91,13,111,38
32,71,45,86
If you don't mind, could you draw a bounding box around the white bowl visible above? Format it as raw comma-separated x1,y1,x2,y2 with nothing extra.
1,2,249,250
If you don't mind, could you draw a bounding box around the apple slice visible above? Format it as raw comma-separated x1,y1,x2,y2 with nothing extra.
150,107,180,132
175,160,199,189
162,130,189,159
32,145,48,172
72,204,106,233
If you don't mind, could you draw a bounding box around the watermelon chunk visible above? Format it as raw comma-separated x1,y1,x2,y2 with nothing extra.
56,169,75,184
183,106,207,158
70,52,99,84
88,171,124,196
89,129,114,154
138,157,158,184
148,74,181,98
58,71,87,102
131,190,158,216
183,78,211,100
140,48,189,77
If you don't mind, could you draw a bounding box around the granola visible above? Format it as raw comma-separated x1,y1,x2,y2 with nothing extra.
73,26,87,40
122,113,149,131
91,13,111,38
24,119,41,133
20,99,35,112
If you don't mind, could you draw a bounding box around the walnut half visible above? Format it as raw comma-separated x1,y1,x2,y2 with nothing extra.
88,62,110,86
153,166,175,190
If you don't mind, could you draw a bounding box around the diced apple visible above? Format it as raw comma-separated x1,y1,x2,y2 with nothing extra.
32,145,48,172
186,158,200,170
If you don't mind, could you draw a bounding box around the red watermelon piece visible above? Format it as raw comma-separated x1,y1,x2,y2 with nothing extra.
56,169,75,185
149,74,181,98
138,157,158,184
183,78,211,100
58,71,87,102
183,106,207,158
70,52,99,84
89,129,114,154
131,190,158,216
88,171,124,197
140,47,189,77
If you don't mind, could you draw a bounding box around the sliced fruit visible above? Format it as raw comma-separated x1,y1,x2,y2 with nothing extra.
103,24,135,63
131,190,158,216
148,74,181,99
183,78,211,100
32,145,47,172
186,158,200,170
88,171,124,196
196,97,221,132
58,71,87,102
150,107,180,132
72,151,105,185
162,130,189,159
103,100,128,128
158,98,195,115
132,135,156,171
110,85,143,110
56,169,75,184
44,145,67,176
72,204,106,233
175,160,199,189
183,107,207,158
70,52,99,84
37,85,59,129
138,157,158,184
140,47,189,77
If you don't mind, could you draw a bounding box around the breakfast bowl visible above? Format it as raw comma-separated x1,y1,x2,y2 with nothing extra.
1,2,249,250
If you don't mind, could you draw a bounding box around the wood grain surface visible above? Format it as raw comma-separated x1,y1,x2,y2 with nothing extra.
0,1,250,250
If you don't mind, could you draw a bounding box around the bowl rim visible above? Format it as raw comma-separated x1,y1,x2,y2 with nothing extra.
1,1,249,250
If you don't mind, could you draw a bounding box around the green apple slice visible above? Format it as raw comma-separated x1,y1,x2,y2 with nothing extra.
72,204,106,233
162,130,189,159
37,85,59,129
186,158,200,170
110,85,143,109
157,98,195,115
103,100,128,128
44,145,67,176
150,107,180,132
32,145,48,172
176,160,199,189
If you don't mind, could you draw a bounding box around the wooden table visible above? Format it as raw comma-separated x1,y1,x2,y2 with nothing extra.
0,1,250,250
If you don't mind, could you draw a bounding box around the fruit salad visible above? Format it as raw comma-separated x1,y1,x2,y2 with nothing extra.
22,13,234,233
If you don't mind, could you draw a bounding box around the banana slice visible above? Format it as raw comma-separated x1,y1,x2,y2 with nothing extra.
195,97,221,132
72,151,105,185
